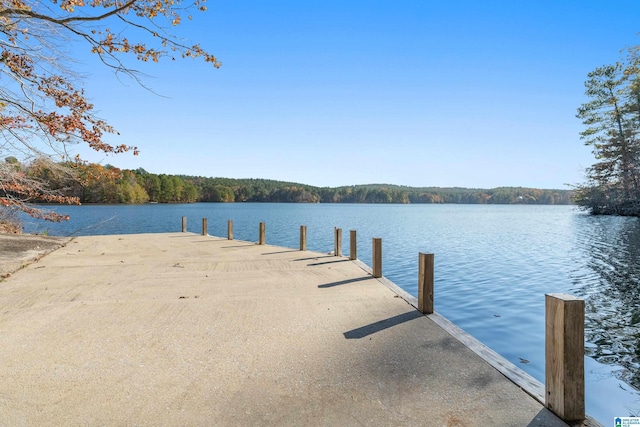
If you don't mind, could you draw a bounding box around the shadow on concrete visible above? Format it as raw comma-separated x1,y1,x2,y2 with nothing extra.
292,255,334,262
344,310,423,339
338,308,572,425
318,276,371,289
526,408,569,427
260,250,300,255
308,259,350,267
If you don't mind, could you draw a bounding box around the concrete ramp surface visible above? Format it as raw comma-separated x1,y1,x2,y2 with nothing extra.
0,233,567,426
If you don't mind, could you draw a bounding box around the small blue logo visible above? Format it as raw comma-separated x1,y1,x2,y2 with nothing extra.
615,417,640,427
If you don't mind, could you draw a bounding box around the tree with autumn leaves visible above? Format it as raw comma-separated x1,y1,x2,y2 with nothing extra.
0,0,218,226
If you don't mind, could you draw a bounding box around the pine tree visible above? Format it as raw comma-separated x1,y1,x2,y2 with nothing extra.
575,50,640,215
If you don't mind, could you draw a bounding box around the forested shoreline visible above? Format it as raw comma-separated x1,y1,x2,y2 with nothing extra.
10,160,573,205
185,175,572,204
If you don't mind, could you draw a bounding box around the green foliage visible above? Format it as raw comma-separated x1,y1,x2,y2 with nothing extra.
141,173,161,202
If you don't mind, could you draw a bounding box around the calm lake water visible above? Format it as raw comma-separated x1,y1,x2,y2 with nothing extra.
22,203,640,424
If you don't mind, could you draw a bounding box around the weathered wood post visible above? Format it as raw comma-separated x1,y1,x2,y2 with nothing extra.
181,216,187,233
545,293,585,422
259,222,266,245
201,218,208,236
418,253,434,314
372,237,382,278
349,230,357,260
227,220,233,240
300,226,307,251
334,227,342,256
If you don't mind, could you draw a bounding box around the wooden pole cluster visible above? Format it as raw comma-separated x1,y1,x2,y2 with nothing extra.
300,226,307,251
545,293,585,421
179,215,586,423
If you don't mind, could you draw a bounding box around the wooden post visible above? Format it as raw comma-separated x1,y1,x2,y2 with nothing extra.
300,225,307,251
181,216,187,233
418,253,434,314
372,237,382,278
545,293,585,422
201,218,208,236
349,230,357,260
227,220,233,240
334,227,342,256
259,222,266,245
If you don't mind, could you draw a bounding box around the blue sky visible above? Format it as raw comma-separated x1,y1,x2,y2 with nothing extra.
73,0,639,189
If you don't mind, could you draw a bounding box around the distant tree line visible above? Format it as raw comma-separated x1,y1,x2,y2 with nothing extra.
180,176,572,205
2,159,573,205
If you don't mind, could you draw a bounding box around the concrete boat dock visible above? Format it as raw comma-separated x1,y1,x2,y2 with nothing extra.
0,232,575,426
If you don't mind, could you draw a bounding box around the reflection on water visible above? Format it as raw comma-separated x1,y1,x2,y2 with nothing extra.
572,215,640,393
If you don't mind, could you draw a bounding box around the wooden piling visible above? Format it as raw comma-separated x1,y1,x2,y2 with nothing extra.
349,230,357,260
227,220,233,240
334,228,342,257
259,222,266,245
201,218,208,236
372,237,382,278
300,226,307,251
181,216,187,233
545,293,585,421
418,253,434,314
